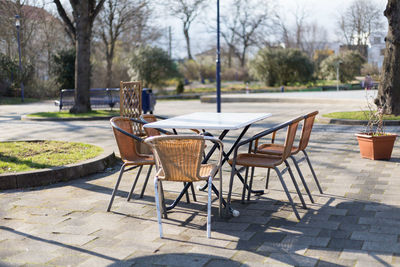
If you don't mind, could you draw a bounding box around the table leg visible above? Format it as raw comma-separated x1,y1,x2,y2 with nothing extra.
199,125,264,196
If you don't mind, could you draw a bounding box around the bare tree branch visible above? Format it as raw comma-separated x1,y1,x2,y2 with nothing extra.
53,0,75,40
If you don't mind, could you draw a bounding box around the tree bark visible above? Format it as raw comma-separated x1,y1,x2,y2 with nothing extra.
106,50,113,88
375,0,400,115
183,25,193,60
70,2,92,113
53,0,105,113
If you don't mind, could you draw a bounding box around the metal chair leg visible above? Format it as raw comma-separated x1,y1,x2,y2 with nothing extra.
139,165,153,198
241,166,249,203
190,183,197,202
127,165,143,201
107,163,126,212
290,155,314,203
303,150,323,194
273,166,300,220
285,160,307,209
158,180,167,219
207,176,212,238
154,177,163,238
266,169,271,189
219,165,223,218
227,164,236,210
247,167,255,201
184,182,190,203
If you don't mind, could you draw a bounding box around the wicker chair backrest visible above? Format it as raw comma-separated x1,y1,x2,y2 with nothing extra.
281,117,302,161
110,117,142,162
120,81,144,136
141,114,161,137
298,111,318,151
145,135,205,182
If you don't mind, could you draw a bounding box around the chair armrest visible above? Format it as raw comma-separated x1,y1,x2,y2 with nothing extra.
139,117,174,135
154,115,168,120
232,120,294,162
204,136,224,177
110,120,144,143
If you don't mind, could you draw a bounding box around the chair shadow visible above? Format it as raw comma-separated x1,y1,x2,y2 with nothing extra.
213,194,396,267
108,252,244,267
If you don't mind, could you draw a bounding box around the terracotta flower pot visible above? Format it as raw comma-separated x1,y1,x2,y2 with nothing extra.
355,133,397,160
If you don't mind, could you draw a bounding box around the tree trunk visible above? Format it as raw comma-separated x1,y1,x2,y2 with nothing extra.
106,52,113,88
375,0,400,115
183,27,193,60
70,3,92,113
240,47,246,67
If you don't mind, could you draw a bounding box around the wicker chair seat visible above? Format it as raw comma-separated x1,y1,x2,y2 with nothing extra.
229,153,282,168
256,143,299,155
123,155,154,166
155,163,216,182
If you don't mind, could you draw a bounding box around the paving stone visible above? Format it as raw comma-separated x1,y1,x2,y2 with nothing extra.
318,229,351,239
231,250,268,263
338,222,370,232
340,249,393,263
204,258,242,267
267,252,319,266
316,259,356,267
327,238,364,250
369,225,400,235
362,241,400,253
350,231,397,242
328,215,359,224
280,235,330,248
2,99,400,266
304,247,341,260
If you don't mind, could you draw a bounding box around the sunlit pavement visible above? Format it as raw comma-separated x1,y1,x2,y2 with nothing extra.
1,92,400,266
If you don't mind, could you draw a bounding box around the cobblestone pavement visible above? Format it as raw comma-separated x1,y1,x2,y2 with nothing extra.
1,96,400,266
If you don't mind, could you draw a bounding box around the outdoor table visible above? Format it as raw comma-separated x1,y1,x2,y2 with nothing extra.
144,112,272,216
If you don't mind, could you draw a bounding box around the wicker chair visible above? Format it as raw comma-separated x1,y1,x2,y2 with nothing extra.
255,111,323,199
228,116,304,220
145,135,223,238
107,117,154,212
140,114,198,203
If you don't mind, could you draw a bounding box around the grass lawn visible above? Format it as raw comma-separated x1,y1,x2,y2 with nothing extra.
323,111,400,121
0,97,39,105
28,110,119,118
0,141,103,174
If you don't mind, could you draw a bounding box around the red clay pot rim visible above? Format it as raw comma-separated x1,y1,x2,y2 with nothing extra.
355,133,398,138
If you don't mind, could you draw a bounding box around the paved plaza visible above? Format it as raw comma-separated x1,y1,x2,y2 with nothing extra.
1,91,400,266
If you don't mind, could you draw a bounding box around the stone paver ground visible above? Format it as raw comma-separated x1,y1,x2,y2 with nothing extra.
1,95,400,266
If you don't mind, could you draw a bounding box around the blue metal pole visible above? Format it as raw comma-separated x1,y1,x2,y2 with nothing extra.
216,0,221,112
16,15,24,102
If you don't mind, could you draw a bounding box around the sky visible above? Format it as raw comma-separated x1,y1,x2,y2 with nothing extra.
154,0,388,59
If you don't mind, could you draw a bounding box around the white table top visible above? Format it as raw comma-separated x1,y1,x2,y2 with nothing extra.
143,112,272,130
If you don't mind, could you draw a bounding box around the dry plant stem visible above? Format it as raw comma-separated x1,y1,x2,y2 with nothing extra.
364,92,386,135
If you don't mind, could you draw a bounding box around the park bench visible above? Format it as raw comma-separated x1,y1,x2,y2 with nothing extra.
54,88,156,113
54,88,120,110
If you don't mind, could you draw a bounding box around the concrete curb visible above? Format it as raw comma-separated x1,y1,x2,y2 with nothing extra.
200,95,365,105
21,115,115,121
0,148,116,190
318,116,400,126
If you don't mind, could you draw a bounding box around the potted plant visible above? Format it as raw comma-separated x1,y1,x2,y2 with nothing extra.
355,102,397,160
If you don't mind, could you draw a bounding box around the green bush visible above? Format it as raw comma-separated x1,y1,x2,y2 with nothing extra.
176,80,184,94
319,51,366,82
0,53,34,96
51,48,75,90
0,53,17,95
197,57,216,81
25,77,60,99
129,46,179,88
250,48,314,86
178,60,200,81
221,67,250,82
